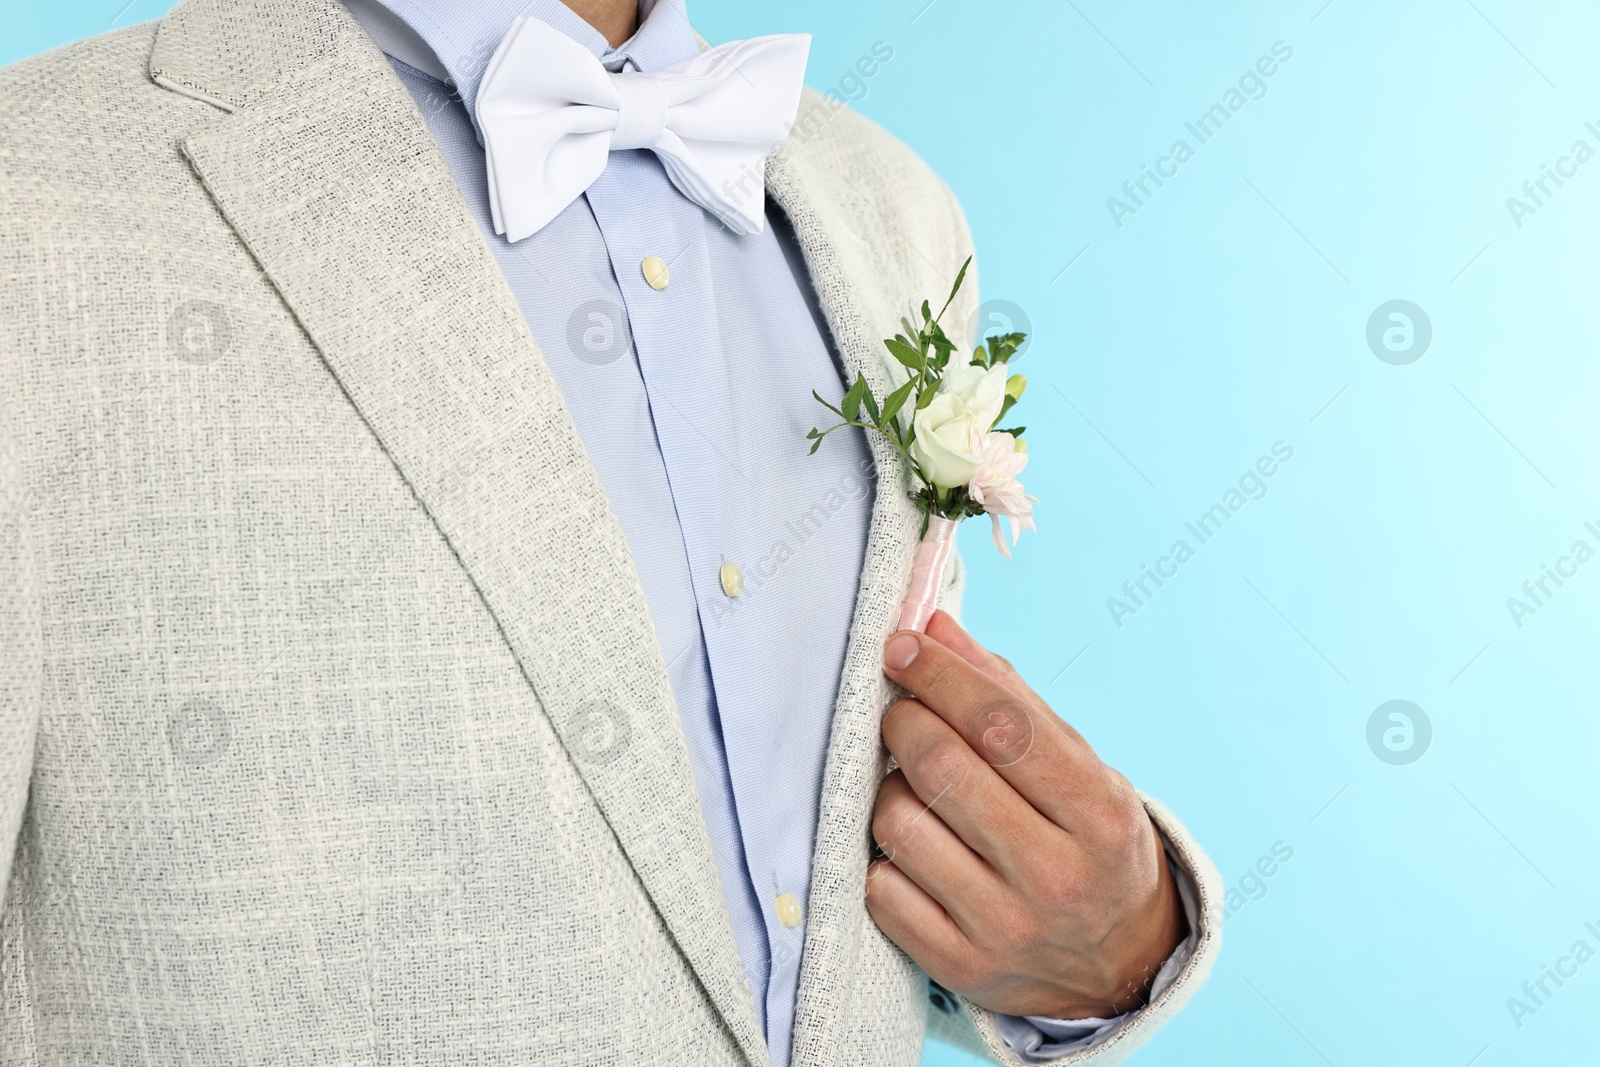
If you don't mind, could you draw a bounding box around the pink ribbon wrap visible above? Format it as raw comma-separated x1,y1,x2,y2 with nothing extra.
896,515,959,633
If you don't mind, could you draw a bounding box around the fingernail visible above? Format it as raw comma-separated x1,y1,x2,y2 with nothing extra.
885,633,920,671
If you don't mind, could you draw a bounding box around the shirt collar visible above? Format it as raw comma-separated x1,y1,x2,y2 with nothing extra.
344,0,702,121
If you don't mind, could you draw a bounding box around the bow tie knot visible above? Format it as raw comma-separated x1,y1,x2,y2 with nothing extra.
610,72,669,151
476,17,811,242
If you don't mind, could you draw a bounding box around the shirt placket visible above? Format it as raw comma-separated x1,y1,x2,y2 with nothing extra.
583,150,812,1037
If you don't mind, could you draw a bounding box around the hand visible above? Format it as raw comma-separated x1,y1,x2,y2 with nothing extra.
865,611,1186,1020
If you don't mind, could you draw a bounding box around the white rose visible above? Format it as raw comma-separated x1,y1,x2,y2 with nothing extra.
941,361,1009,429
907,362,1010,489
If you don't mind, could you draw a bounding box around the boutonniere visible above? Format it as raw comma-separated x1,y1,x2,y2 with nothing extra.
806,257,1036,631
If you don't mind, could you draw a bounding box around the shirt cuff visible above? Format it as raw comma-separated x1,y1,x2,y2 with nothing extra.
993,835,1201,1062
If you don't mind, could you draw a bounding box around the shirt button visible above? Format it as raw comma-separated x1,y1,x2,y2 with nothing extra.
641,255,670,290
774,892,803,928
719,562,744,598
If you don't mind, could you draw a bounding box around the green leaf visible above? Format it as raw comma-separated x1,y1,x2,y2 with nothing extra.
881,377,917,423
995,426,1025,438
841,376,866,421
916,380,939,410
809,438,823,455
921,298,933,323
935,256,972,323
861,384,880,423
812,389,844,419
884,337,923,371
985,331,1026,364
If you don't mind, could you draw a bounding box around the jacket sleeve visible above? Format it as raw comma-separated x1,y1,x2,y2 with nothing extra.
923,796,1223,1065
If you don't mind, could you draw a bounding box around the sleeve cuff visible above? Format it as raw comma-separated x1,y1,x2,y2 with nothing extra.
936,792,1223,1066
994,837,1201,1061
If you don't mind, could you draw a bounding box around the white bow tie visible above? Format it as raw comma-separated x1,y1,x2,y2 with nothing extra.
475,17,810,243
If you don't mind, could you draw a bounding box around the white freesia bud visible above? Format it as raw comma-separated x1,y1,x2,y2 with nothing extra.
907,362,1009,489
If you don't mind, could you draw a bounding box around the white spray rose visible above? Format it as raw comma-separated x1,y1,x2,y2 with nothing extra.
907,362,1010,489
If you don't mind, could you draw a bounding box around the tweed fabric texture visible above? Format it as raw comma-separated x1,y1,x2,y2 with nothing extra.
0,2,1221,1064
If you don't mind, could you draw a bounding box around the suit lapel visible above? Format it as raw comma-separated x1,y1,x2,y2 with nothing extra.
765,138,928,1066
157,2,768,1063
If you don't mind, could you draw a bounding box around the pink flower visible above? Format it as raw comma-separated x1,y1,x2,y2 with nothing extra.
967,431,1037,558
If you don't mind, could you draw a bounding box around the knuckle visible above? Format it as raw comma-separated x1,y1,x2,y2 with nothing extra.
908,739,972,798
864,860,896,901
964,697,1036,767
881,698,924,738
921,659,960,699
1083,775,1151,860
872,791,924,851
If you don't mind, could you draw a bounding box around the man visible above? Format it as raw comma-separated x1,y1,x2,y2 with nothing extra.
0,0,1221,1063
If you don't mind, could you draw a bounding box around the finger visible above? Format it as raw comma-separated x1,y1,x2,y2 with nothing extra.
881,698,1055,875
924,610,1096,751
872,768,1002,929
883,627,1100,830
924,610,1024,693
864,857,973,979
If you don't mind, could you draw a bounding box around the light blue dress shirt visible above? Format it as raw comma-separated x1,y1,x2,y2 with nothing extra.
343,0,1162,1060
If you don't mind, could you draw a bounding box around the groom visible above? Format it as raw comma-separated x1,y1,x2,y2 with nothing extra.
0,0,1220,1064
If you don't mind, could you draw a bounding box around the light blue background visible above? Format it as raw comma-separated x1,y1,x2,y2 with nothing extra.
8,3,1599,1065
